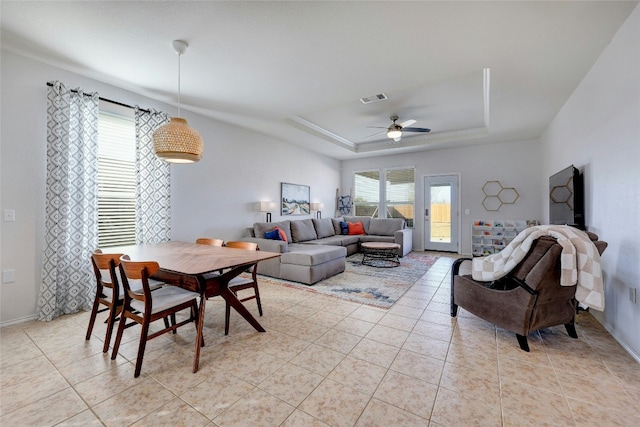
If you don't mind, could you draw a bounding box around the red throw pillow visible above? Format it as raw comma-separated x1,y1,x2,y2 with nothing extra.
275,226,288,242
348,221,365,235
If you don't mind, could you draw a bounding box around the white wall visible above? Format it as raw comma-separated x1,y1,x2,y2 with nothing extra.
340,139,542,255
540,5,640,359
0,50,340,324
170,114,340,242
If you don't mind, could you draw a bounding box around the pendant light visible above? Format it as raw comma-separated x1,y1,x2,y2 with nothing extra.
153,40,204,163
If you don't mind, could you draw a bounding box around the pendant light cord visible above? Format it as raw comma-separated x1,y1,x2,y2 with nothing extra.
177,52,181,117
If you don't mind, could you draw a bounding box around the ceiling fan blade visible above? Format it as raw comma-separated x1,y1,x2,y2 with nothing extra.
366,126,388,129
399,119,416,127
402,127,431,133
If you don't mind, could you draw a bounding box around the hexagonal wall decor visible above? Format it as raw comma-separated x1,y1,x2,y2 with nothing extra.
481,181,520,211
482,181,502,196
499,187,519,204
482,196,502,211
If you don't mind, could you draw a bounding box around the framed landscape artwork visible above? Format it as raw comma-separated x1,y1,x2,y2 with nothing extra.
281,182,310,215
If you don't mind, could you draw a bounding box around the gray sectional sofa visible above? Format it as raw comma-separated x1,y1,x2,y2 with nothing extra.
241,216,412,285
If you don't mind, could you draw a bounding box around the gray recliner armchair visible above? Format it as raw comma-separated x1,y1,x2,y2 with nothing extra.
451,232,607,351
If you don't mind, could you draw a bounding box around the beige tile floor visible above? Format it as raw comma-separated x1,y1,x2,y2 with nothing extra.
1,253,639,426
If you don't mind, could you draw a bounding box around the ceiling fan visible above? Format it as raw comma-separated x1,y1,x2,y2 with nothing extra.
367,115,431,142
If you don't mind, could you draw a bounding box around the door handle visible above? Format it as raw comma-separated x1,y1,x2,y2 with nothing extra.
425,208,429,217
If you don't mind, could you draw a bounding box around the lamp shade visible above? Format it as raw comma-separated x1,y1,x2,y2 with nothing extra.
260,201,277,212
153,117,204,163
311,202,324,211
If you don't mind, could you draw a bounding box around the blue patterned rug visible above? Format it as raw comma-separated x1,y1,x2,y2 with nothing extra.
261,252,438,308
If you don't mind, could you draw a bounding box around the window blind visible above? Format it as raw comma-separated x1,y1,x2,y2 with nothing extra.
354,170,380,217
97,112,136,247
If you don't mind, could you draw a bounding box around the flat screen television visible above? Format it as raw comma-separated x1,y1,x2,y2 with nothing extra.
549,165,584,229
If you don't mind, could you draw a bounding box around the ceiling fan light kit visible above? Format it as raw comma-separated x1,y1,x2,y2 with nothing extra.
153,39,204,163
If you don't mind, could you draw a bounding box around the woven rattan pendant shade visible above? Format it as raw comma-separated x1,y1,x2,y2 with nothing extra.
153,117,203,163
152,40,203,164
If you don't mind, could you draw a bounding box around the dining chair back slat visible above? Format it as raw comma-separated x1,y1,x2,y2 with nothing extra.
195,237,224,247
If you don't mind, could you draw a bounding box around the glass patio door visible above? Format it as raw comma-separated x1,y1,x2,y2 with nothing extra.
424,175,459,252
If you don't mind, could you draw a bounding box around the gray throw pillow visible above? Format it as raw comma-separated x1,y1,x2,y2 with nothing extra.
290,219,318,242
313,218,336,238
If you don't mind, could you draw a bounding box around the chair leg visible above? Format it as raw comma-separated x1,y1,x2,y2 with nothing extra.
565,321,579,339
171,313,177,334
102,304,118,353
134,321,150,378
254,285,263,317
451,303,458,317
516,334,530,352
111,310,128,360
85,297,100,340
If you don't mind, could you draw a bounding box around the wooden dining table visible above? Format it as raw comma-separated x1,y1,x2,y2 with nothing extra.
110,240,280,372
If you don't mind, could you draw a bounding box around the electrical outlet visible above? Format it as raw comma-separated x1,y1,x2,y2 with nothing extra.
630,287,637,304
3,209,15,222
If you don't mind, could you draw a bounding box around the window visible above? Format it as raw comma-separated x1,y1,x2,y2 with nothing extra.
354,171,380,217
97,109,136,247
353,167,415,227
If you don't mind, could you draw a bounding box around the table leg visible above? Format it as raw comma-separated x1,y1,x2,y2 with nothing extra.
219,286,266,333
192,278,207,373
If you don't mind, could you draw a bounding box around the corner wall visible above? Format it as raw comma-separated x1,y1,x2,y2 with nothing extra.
539,5,640,358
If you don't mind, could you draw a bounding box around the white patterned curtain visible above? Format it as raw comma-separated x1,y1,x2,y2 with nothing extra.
38,81,99,321
134,107,171,244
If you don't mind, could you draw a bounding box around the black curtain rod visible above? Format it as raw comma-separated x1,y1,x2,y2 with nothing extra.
45,82,150,113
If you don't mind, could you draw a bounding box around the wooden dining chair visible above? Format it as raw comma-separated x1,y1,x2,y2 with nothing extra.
86,250,125,353
195,237,224,246
223,241,262,335
111,255,201,377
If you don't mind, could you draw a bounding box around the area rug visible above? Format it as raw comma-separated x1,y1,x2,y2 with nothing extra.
260,252,438,308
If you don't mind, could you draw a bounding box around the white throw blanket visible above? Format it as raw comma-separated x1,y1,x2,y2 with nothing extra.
471,225,604,311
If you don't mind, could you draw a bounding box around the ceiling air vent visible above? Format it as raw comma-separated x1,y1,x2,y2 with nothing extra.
360,93,388,104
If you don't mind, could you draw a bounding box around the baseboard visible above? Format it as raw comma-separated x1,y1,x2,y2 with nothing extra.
1,314,37,328
591,312,640,363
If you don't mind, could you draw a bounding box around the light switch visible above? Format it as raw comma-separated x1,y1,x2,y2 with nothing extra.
3,209,15,222
2,270,15,283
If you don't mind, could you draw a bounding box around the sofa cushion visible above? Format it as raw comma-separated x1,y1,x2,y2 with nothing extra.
348,221,366,235
332,218,343,235
312,218,336,238
344,216,371,234
254,220,292,243
290,219,318,242
281,243,346,266
369,218,405,236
